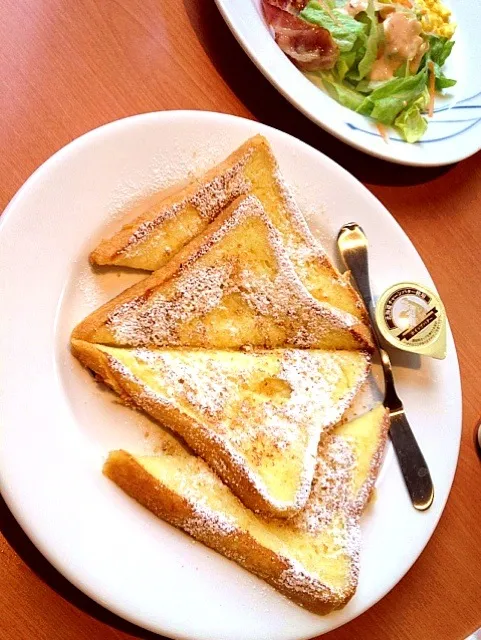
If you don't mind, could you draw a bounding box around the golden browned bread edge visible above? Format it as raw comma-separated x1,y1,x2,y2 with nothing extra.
102,410,389,613
89,135,266,266
103,449,355,614
73,195,373,351
72,339,371,518
352,408,390,515
118,349,372,519
88,133,368,326
73,197,250,343
71,338,304,516
71,338,126,399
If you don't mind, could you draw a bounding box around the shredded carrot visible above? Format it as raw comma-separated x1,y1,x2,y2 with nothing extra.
376,123,390,144
428,60,435,117
398,0,412,7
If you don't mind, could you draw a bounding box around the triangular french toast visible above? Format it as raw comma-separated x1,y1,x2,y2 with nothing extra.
103,405,389,614
73,195,373,351
90,135,366,321
72,339,371,517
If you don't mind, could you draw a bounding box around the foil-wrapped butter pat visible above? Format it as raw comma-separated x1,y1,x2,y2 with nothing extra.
375,283,447,360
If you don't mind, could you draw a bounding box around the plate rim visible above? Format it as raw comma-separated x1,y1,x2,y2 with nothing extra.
0,110,462,640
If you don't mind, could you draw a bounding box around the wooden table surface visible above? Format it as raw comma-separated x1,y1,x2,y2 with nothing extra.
1,1,481,639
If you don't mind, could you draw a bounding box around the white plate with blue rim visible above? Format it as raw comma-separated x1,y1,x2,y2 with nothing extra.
0,111,461,640
214,0,481,166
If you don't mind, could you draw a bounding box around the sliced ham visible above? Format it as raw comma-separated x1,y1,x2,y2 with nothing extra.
262,0,339,71
263,0,309,12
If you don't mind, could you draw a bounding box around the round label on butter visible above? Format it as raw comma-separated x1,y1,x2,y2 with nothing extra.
375,283,447,359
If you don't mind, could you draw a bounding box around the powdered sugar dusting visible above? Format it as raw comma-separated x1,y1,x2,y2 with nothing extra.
134,348,238,420
279,516,360,604
105,196,365,350
276,435,362,601
103,346,369,514
108,263,232,346
269,165,359,306
76,266,104,311
122,153,252,253
297,436,355,535
126,202,184,249
271,166,331,267
104,136,236,224
272,166,320,250
190,156,252,219
135,417,368,610
282,159,333,246
184,509,237,537
182,480,239,537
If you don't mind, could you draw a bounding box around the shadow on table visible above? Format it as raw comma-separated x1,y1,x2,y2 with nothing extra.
183,0,454,187
0,495,165,639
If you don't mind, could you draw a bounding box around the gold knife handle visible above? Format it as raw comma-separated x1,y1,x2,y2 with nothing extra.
338,223,434,511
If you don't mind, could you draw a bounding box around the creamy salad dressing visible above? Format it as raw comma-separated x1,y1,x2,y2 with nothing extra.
370,12,428,81
345,0,368,16
345,0,394,18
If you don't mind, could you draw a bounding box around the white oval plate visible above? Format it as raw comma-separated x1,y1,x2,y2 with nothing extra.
215,0,481,166
0,111,461,640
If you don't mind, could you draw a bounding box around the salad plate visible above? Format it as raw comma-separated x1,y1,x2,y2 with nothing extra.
0,111,461,640
215,0,481,166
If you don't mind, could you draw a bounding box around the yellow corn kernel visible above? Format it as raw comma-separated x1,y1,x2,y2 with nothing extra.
416,0,455,38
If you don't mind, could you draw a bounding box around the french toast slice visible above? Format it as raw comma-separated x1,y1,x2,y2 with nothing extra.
103,404,389,614
72,338,371,516
73,195,373,351
90,135,366,321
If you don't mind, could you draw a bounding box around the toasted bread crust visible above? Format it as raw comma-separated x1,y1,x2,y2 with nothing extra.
103,408,389,614
71,338,125,398
89,136,263,268
353,412,390,513
74,134,389,616
74,198,252,343
89,135,367,323
72,339,371,517
73,196,373,351
103,450,355,614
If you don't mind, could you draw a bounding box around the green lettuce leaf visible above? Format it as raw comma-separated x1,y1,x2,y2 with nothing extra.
357,0,379,80
356,69,428,124
300,1,367,53
320,74,366,110
393,61,409,78
435,72,456,90
394,93,429,143
431,61,456,91
344,41,369,81
426,35,456,91
355,77,387,94
335,51,358,82
428,35,454,66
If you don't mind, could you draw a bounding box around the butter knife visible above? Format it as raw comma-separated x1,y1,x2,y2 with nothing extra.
337,222,434,511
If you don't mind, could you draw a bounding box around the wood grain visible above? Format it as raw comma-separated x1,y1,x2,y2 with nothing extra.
1,0,480,639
